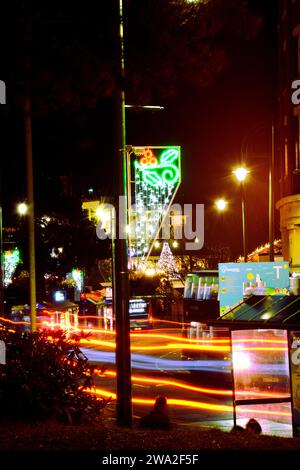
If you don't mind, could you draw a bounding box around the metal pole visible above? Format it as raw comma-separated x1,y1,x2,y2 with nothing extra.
241,183,247,262
269,122,275,262
0,204,3,315
113,0,132,427
24,94,36,332
229,331,237,427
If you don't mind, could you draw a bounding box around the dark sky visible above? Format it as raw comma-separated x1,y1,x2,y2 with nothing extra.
0,0,278,259
126,0,277,258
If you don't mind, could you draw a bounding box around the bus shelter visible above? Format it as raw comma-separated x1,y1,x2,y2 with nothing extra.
208,294,300,437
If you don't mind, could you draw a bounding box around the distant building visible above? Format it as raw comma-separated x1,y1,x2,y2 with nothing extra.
246,240,283,263
276,0,300,272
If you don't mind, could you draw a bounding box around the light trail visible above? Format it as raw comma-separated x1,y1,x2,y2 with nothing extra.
81,348,231,372
41,320,288,348
85,387,233,412
99,370,232,396
97,369,290,400
85,387,292,418
77,337,288,353
5,318,288,350
0,316,30,325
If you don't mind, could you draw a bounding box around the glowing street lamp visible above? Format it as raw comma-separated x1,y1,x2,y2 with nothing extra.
233,166,249,262
17,202,28,216
233,167,249,182
215,199,227,212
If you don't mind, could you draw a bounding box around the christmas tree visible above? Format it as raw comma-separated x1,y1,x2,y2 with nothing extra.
157,242,179,278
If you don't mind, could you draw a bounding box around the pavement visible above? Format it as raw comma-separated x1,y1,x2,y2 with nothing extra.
191,418,293,437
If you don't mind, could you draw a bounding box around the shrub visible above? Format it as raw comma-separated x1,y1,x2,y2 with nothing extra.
0,327,109,423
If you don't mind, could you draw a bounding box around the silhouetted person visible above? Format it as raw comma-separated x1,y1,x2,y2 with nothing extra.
139,396,171,430
246,418,262,434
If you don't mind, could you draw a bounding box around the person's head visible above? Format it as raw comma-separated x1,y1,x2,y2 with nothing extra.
153,396,167,411
246,418,262,434
230,425,246,433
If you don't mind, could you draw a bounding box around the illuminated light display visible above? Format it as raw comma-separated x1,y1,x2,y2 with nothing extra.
3,248,20,287
135,148,180,187
157,241,179,278
71,268,83,291
129,146,181,268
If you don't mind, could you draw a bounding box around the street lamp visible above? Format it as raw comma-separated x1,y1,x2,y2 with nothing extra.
233,167,249,262
233,167,249,183
215,199,227,212
17,202,28,216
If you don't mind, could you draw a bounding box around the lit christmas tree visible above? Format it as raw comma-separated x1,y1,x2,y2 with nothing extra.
157,242,179,278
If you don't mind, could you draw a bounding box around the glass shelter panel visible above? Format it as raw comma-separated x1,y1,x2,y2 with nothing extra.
232,329,290,400
235,402,292,437
232,329,292,436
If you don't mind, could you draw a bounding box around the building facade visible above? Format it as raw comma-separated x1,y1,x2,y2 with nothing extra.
276,0,300,271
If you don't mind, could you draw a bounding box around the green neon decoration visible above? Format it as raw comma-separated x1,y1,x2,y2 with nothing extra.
3,247,21,287
134,148,180,187
131,146,181,264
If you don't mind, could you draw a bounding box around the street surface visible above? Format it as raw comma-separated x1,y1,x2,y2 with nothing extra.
75,317,292,435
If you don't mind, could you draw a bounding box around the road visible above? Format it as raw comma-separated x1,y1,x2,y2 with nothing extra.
8,313,293,434
78,319,235,427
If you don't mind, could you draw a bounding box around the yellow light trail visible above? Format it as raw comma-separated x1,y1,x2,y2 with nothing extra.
5,318,287,347
41,320,288,346
0,316,30,325
85,387,233,412
97,369,290,400
85,387,292,417
76,337,287,353
1,318,289,353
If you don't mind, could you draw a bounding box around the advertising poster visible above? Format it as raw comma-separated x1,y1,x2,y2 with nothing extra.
289,331,300,437
219,262,290,314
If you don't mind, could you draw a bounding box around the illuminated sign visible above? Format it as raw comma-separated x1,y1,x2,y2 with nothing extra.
219,262,290,314
134,148,180,187
130,146,181,267
53,290,66,302
129,299,148,317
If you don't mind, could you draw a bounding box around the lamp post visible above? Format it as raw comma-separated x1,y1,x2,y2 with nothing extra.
233,167,249,262
17,201,36,331
240,121,275,262
113,0,132,428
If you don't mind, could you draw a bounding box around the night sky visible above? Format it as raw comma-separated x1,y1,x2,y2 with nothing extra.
0,1,278,259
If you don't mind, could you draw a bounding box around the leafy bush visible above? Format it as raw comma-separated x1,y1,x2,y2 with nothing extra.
0,327,108,423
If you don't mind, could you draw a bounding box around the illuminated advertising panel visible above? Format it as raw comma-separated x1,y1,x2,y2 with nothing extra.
53,290,67,302
219,262,290,314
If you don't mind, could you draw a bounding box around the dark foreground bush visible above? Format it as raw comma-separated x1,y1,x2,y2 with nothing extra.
0,327,108,423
